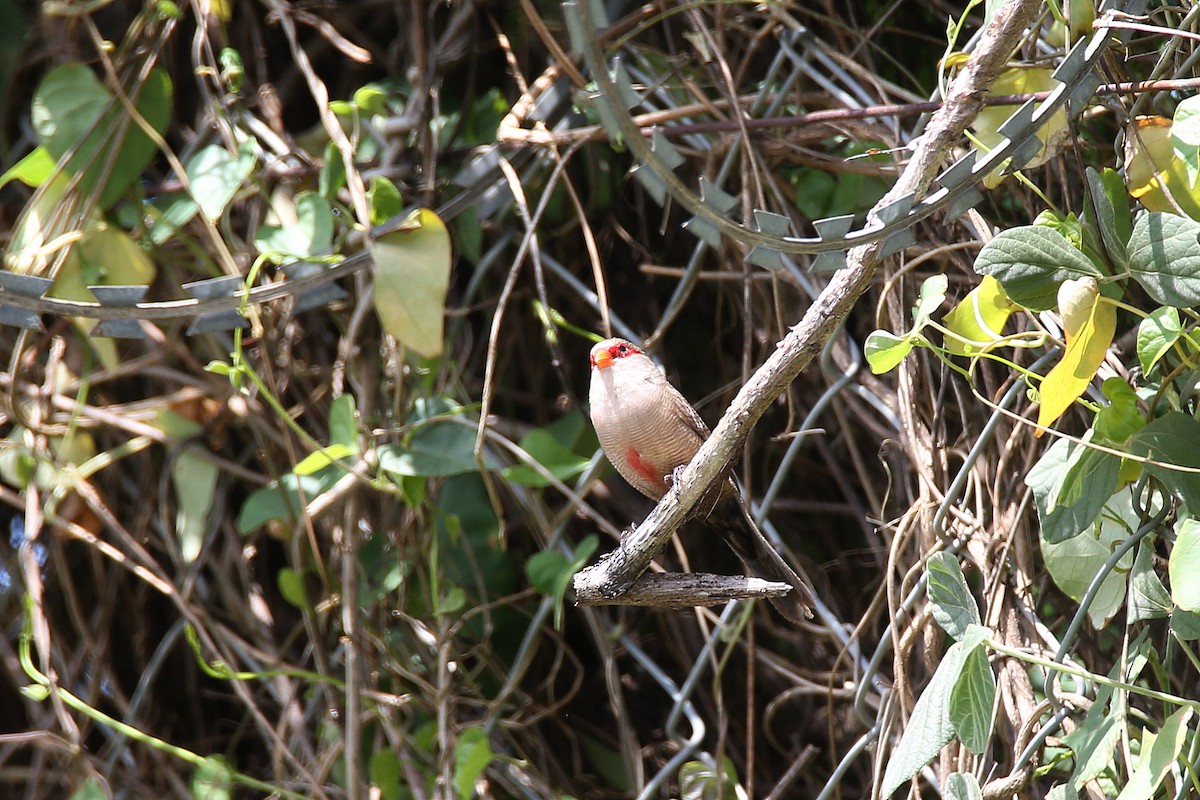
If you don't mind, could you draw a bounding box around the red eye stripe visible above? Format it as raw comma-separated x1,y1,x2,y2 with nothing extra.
589,339,642,369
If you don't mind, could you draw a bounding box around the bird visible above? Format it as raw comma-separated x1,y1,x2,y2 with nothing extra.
587,336,815,622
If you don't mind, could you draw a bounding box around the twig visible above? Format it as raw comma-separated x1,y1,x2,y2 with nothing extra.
573,0,1046,602
574,571,793,609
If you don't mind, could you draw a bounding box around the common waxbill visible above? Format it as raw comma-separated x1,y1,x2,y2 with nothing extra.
588,337,814,622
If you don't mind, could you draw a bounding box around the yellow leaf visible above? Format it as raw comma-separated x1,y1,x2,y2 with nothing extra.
1035,289,1116,435
1057,276,1099,339
973,68,1070,188
48,223,158,369
942,275,1016,357
941,52,971,71
370,208,452,358
1124,116,1200,220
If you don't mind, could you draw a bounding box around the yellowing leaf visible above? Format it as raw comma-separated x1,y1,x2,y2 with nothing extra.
1125,116,1200,220
1057,276,1099,339
8,174,83,270
973,68,1070,188
50,223,157,303
50,223,157,369
370,208,452,358
942,275,1016,356
1036,290,1116,434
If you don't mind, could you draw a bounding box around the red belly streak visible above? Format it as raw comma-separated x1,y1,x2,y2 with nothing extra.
625,447,664,489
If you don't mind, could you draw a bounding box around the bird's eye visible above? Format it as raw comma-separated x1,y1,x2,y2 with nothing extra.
617,344,628,354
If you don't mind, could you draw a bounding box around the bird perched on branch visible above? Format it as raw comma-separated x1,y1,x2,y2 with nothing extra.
587,337,814,622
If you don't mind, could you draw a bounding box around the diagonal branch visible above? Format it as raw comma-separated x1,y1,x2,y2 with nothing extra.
574,0,1046,606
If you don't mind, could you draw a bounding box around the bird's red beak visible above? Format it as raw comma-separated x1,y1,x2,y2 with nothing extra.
592,348,613,370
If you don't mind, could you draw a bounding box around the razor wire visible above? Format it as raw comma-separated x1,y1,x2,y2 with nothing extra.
0,0,1143,342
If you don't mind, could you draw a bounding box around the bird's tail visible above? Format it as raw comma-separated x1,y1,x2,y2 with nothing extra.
703,492,815,623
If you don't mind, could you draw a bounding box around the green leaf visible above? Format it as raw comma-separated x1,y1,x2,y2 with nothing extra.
0,146,56,190
329,393,358,451
32,64,172,208
453,213,484,265
527,551,570,596
1065,713,1120,790
1128,412,1200,512
1041,488,1140,629
438,584,466,615
927,551,980,641
277,568,310,609
1034,209,1084,249
412,395,460,422
945,773,983,800
1093,378,1146,446
319,140,346,201
172,445,219,563
544,409,595,452
1169,518,1200,611
502,427,592,487
371,208,453,357
913,274,948,329
354,84,388,115
255,191,334,260
973,225,1102,310
525,536,599,628
191,757,234,800
1170,608,1200,640
679,757,741,800
1128,540,1171,622
864,330,913,374
67,778,108,800
237,471,337,533
150,141,257,245
434,475,513,599
155,408,202,439
369,749,403,800
358,531,406,605
1064,647,1144,790
293,443,356,476
378,422,485,478
1128,212,1200,307
1026,437,1120,544
1172,95,1200,187
1054,432,1120,516
579,733,633,792
453,727,496,800
20,684,50,702
1136,307,1183,375
368,176,403,226
950,645,996,755
880,628,988,796
1085,167,1132,267
1114,707,1193,800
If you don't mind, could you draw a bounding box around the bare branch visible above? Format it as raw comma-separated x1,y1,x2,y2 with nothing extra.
574,0,1045,602
574,569,793,610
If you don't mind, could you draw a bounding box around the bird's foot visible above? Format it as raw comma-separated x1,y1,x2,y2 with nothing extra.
665,465,687,491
